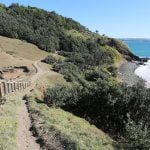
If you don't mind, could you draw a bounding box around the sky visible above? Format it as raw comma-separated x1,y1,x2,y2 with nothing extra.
0,0,150,38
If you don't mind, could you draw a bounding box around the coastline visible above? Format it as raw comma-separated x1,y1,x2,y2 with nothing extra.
134,60,150,88
118,61,143,86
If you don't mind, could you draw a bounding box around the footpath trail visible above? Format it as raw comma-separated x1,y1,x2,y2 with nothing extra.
17,96,40,150
17,60,48,150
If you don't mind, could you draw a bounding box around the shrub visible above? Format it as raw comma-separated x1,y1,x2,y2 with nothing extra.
107,66,117,77
124,115,150,149
42,55,58,65
0,4,132,67
85,68,109,81
63,71,74,82
53,62,79,73
85,69,99,81
44,85,78,107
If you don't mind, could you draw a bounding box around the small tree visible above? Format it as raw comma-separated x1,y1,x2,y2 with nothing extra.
95,30,99,34
124,114,150,149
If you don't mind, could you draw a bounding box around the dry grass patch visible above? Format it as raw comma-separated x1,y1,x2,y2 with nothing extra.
0,36,49,61
0,52,32,68
36,71,70,90
0,52,36,80
37,62,52,71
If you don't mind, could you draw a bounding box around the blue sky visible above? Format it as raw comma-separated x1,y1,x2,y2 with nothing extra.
0,0,150,38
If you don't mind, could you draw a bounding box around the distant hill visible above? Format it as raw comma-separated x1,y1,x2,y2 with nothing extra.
0,3,139,63
121,38,150,42
1,4,149,149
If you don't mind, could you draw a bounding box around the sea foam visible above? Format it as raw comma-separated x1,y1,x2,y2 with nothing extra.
135,60,150,87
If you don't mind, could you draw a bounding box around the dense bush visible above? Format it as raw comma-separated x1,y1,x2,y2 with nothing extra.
0,4,136,62
85,67,109,81
107,66,117,77
53,62,82,82
0,4,144,149
44,85,78,107
85,69,99,81
107,38,139,60
53,62,79,73
44,81,150,149
0,4,86,52
42,55,58,65
123,115,150,149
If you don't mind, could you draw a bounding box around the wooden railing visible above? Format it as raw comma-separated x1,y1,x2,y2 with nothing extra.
0,80,31,97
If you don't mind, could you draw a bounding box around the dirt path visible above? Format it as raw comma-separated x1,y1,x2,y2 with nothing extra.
17,60,48,150
17,98,40,150
31,61,47,84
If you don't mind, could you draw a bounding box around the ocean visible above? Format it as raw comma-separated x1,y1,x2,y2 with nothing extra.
122,39,150,87
123,39,150,57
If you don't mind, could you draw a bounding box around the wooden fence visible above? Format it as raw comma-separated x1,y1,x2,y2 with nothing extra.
0,80,31,97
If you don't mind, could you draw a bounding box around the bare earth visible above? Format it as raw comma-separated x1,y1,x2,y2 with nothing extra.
17,99,40,150
0,36,63,150
16,58,52,150
17,61,43,150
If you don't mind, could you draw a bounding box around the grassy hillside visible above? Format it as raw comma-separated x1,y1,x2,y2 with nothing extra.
0,36,49,61
0,3,137,62
0,92,26,150
1,3,149,150
27,96,119,150
0,98,20,150
0,4,139,83
0,35,120,149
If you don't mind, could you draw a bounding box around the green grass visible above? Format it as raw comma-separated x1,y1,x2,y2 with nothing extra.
66,29,105,42
105,45,123,67
66,29,90,41
28,96,119,150
0,96,21,150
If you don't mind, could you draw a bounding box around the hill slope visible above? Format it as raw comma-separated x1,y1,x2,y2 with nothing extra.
0,36,120,149
0,3,138,63
0,35,49,61
1,3,148,150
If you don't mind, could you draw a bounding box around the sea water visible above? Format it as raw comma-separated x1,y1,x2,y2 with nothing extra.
123,39,150,57
123,39,150,87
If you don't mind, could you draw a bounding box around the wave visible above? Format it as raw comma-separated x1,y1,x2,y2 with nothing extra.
135,59,150,87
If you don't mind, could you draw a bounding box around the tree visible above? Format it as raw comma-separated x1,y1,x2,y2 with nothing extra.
95,30,99,34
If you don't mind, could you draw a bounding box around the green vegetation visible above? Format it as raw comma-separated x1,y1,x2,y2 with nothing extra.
42,55,58,65
0,95,21,150
0,3,147,150
0,3,137,61
42,55,63,65
28,96,119,150
44,81,150,149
